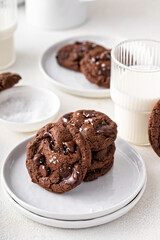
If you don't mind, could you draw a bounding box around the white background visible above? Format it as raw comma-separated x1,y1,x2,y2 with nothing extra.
1,0,160,239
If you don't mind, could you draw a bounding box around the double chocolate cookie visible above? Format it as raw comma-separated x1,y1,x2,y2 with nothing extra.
59,110,117,181
148,99,160,157
89,143,115,171
26,122,91,193
80,48,111,88
59,110,117,151
0,72,21,92
56,41,105,72
84,158,114,182
26,110,117,192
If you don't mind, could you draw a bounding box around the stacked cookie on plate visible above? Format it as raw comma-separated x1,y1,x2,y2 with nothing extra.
26,110,117,193
56,41,111,88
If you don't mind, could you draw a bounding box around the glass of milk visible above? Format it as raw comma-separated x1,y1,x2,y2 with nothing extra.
111,40,160,145
0,0,17,70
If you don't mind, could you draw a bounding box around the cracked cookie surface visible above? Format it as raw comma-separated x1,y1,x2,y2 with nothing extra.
26,122,91,193
59,110,117,151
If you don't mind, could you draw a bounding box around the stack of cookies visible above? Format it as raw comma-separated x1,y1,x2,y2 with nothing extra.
26,110,117,193
56,41,111,88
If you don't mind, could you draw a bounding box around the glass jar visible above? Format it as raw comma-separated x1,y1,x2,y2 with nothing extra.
111,40,160,145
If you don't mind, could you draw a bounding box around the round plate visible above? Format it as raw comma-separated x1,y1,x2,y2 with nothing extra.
40,35,124,98
0,86,60,132
2,179,146,229
2,136,146,220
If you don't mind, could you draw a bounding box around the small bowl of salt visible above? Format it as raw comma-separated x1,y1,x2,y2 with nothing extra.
0,85,60,132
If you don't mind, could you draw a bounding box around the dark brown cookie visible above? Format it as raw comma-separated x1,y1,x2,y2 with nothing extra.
0,72,21,92
148,99,160,157
84,158,114,182
80,48,111,88
56,41,105,72
89,143,115,171
58,110,117,151
58,110,117,182
26,122,91,193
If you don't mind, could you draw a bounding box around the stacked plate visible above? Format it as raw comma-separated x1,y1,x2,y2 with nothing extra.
1,136,146,229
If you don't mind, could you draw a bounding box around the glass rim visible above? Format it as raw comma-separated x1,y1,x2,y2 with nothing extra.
111,39,160,73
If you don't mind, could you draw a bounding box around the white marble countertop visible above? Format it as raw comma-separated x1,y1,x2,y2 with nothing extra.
1,1,160,239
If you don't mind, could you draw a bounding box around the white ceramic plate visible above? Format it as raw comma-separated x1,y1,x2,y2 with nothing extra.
40,35,124,98
2,179,146,229
0,86,60,132
2,136,146,220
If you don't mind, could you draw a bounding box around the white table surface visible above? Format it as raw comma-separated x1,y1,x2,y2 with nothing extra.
1,0,160,239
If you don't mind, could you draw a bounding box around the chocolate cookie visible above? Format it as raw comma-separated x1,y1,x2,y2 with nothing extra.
0,72,21,92
26,122,91,193
59,110,117,151
84,158,114,182
56,41,105,72
148,99,160,157
80,48,111,88
89,143,115,171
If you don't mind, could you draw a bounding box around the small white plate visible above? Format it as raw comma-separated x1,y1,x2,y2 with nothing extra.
40,35,124,98
2,136,146,220
2,179,146,229
0,86,60,132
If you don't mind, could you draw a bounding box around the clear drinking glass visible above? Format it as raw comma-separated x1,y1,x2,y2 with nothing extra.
111,40,160,145
0,0,17,70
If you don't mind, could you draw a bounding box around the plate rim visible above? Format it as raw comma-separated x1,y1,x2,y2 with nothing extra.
2,135,146,220
39,34,125,98
1,178,147,229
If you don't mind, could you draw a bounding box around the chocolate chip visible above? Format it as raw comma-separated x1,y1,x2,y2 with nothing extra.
39,165,50,177
100,51,111,60
63,141,75,153
60,164,72,179
96,124,115,138
98,69,110,77
50,143,55,151
43,132,55,150
62,113,73,123
33,154,45,166
43,132,53,139
64,168,80,185
83,110,96,118
75,41,81,45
